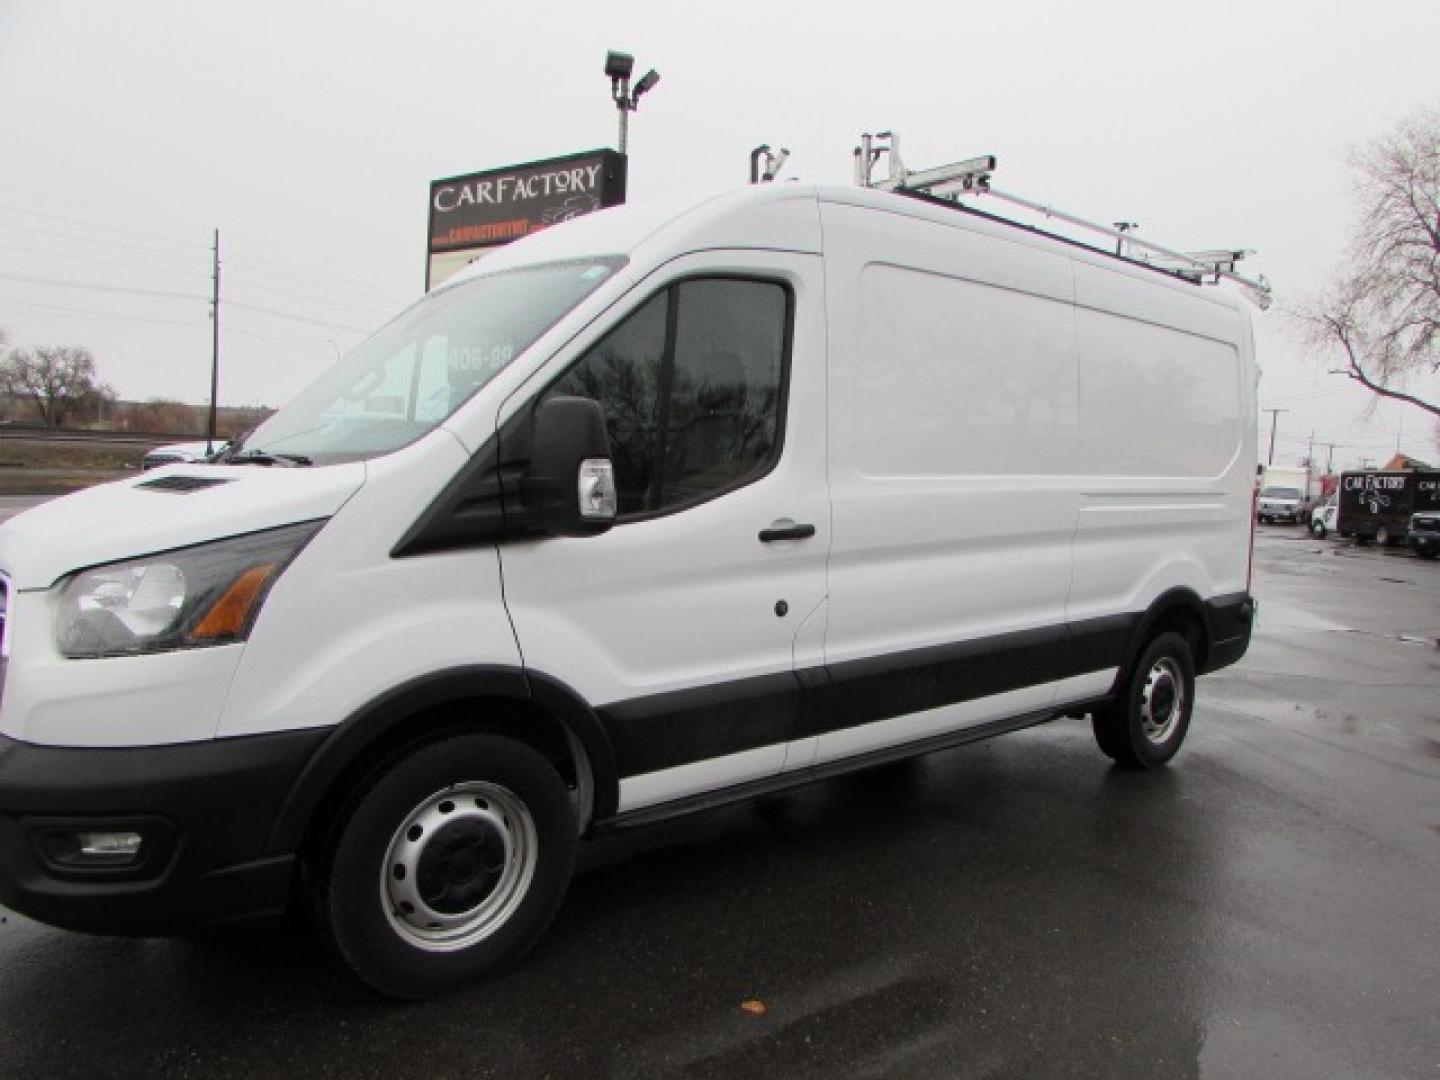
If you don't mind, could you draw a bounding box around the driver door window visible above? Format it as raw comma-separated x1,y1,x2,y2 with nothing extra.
549,277,789,517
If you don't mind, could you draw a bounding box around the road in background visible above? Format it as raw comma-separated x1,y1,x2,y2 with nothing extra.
0,529,1436,1079
0,497,47,525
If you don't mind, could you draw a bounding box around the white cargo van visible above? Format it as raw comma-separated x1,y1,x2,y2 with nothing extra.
0,183,1257,997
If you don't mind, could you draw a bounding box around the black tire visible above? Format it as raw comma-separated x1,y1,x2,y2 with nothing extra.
1418,549,1438,560
1091,632,1195,769
1311,521,1327,539
1355,535,1370,547
315,734,577,999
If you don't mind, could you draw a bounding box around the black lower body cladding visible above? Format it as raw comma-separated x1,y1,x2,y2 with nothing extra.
0,727,327,934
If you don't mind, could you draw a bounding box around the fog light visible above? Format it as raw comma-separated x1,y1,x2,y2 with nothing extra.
38,829,146,867
76,832,144,861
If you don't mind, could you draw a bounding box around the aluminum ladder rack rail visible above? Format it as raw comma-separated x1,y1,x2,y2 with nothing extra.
853,131,1272,310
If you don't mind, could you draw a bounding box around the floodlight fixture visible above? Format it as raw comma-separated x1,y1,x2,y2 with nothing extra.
604,51,634,81
604,49,661,155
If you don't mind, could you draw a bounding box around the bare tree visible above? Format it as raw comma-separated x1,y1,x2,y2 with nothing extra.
0,346,116,428
1294,105,1440,419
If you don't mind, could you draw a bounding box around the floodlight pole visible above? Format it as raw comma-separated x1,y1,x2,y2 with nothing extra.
607,52,658,157
208,228,220,454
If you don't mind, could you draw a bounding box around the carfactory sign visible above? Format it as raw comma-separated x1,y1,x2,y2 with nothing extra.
426,149,627,290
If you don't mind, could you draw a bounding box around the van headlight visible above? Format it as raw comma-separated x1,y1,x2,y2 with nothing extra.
55,521,323,658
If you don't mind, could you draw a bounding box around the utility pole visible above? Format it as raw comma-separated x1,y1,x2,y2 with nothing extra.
1264,407,1289,466
208,229,220,454
1322,442,1337,474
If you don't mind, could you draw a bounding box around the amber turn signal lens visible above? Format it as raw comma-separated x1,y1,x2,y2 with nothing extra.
187,564,277,641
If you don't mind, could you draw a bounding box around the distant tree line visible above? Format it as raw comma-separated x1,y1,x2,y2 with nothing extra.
0,342,271,436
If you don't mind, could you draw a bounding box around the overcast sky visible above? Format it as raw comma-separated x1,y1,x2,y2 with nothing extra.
2,0,1437,471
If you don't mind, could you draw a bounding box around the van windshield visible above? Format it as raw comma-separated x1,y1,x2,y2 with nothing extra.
228,258,622,465
1261,486,1302,499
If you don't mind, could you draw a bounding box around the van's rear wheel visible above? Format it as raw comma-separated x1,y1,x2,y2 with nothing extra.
1092,632,1195,768
316,734,576,999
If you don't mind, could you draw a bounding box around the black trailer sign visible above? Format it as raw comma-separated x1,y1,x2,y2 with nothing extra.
1338,470,1440,541
426,149,627,290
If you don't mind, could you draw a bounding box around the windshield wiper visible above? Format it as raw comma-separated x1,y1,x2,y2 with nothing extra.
224,448,313,467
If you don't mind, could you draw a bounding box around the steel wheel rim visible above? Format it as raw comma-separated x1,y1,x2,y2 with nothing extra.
1140,657,1185,744
381,781,538,952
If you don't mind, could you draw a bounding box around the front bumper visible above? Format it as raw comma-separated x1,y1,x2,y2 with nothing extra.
1409,532,1440,554
1257,506,1301,522
0,727,327,934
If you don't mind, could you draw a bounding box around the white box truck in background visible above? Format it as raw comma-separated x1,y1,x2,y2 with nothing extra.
1257,464,1318,524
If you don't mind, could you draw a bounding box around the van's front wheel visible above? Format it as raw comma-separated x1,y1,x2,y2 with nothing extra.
1092,632,1195,768
316,734,577,999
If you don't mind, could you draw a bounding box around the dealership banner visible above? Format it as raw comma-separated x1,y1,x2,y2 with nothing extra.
426,149,627,290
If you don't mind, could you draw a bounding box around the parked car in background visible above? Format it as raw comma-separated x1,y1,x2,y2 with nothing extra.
1257,483,1304,523
1408,510,1440,559
1310,494,1338,538
141,440,224,470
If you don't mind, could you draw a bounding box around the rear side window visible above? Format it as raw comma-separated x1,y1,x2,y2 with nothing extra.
548,278,789,516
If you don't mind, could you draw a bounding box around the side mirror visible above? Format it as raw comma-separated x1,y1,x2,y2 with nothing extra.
524,396,617,537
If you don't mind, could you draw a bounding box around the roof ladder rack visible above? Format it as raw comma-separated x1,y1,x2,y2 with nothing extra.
854,131,1272,310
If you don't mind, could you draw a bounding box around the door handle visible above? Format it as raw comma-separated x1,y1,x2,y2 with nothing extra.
759,523,816,543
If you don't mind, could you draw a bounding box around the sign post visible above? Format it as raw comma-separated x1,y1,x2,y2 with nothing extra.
426,149,627,291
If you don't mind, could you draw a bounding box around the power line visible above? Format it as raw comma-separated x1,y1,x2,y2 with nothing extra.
0,202,207,252
223,277,395,317
2,271,376,335
223,299,373,334
223,250,413,305
227,326,344,357
0,294,205,328
0,220,207,261
1,236,399,317
0,270,206,302
1,209,410,308
0,241,208,280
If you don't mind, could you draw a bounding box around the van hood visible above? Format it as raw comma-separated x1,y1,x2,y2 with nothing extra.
0,464,366,590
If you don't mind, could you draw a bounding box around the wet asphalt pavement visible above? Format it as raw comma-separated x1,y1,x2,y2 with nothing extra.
1,526,1437,1079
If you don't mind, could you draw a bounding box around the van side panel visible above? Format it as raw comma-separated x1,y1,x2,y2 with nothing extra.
814,201,1089,762
1064,258,1254,629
